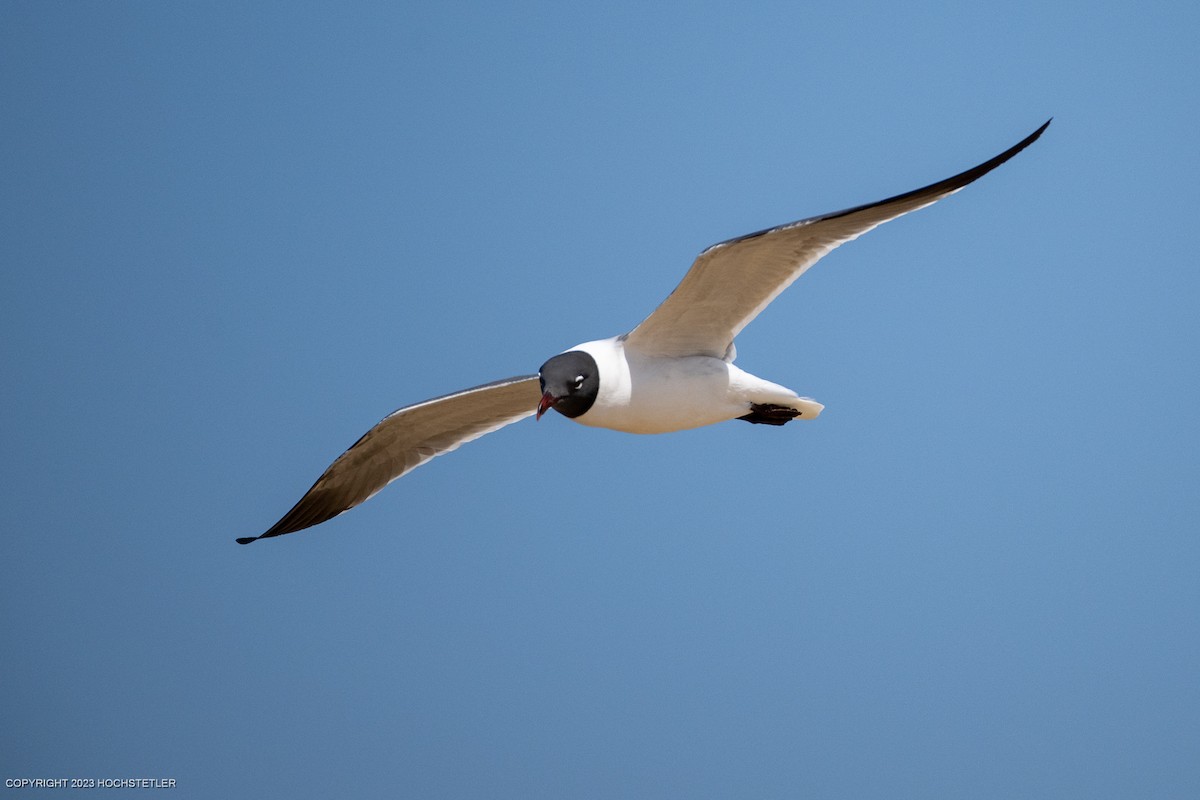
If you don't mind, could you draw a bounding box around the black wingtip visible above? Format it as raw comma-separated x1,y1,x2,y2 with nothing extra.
235,536,258,545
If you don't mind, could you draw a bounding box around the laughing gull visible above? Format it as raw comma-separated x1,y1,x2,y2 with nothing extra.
238,120,1049,544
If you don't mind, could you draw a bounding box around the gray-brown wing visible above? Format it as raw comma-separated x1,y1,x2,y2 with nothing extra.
624,120,1050,359
238,375,541,543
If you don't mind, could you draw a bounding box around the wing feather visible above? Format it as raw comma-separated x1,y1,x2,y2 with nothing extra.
238,375,541,543
625,120,1050,358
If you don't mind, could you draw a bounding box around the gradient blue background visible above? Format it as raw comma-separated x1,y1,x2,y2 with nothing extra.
3,2,1197,797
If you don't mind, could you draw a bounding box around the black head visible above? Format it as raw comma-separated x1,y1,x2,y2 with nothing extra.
537,350,599,419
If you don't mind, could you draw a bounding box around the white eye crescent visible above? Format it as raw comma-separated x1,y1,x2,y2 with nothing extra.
572,375,585,390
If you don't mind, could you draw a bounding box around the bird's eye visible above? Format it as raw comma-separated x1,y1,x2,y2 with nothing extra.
572,375,585,390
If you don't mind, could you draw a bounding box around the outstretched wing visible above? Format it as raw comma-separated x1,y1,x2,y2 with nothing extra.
239,375,541,543
624,120,1050,359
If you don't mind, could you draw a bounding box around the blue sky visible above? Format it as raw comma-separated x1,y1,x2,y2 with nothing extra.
2,2,1197,797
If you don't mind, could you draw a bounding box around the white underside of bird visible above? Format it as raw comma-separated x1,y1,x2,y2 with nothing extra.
567,335,822,434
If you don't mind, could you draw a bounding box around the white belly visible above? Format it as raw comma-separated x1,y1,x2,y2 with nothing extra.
566,337,820,434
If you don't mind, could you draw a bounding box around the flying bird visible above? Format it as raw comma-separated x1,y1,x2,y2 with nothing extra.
238,120,1050,544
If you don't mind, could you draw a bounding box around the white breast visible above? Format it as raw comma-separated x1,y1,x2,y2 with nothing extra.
565,337,790,434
